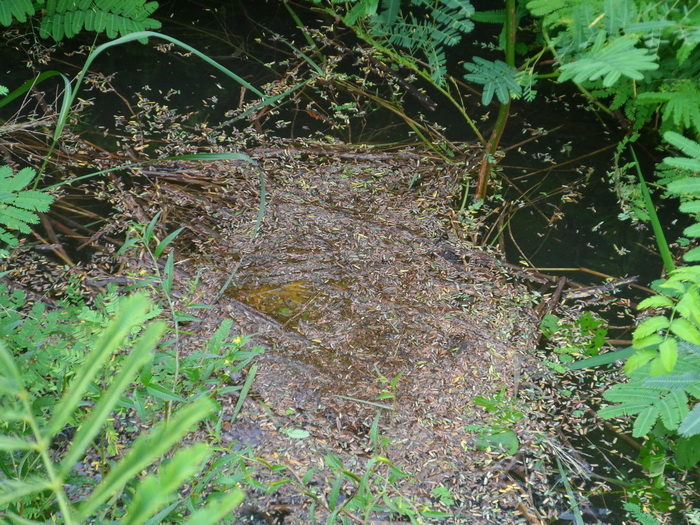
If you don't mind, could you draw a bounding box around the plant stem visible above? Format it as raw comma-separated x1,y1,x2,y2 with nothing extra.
22,393,75,524
475,0,516,200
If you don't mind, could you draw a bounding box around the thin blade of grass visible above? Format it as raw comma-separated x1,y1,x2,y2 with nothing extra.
47,293,151,436
75,397,215,521
556,457,585,525
231,364,257,422
630,147,675,274
59,321,166,477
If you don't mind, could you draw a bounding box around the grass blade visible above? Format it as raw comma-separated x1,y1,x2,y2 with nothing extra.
47,293,151,436
59,321,166,477
630,147,675,274
182,489,246,524
75,397,215,521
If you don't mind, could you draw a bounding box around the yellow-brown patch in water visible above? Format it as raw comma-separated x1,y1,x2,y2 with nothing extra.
235,280,321,327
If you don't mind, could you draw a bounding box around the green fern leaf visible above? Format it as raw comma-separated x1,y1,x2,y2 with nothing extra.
676,288,700,326
431,0,474,38
463,57,521,105
678,404,700,437
0,166,54,255
644,371,700,390
599,401,653,418
378,0,400,26
603,0,637,35
664,131,700,162
0,0,36,26
0,207,40,232
637,295,675,309
683,223,700,237
633,405,659,437
526,0,580,28
427,45,447,86
634,315,670,340
669,179,700,198
0,229,17,248
624,502,664,525
670,318,700,345
638,84,700,134
558,32,658,87
656,390,688,430
603,383,659,404
40,0,160,41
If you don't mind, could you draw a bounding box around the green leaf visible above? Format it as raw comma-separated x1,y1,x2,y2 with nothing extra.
76,397,215,520
603,384,658,404
678,404,700,437
668,178,700,197
48,293,152,437
637,296,674,309
665,131,700,160
658,338,678,372
474,430,519,455
154,227,184,258
568,346,636,370
0,436,34,451
634,316,670,340
463,57,521,105
122,444,209,525
182,490,246,524
59,320,166,476
674,435,700,469
670,318,700,345
683,247,700,263
676,288,700,325
679,201,700,214
657,390,687,431
558,32,658,87
625,348,657,374
633,405,659,437
281,428,310,439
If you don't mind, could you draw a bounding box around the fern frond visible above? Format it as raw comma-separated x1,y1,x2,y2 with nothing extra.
386,17,432,50
603,383,660,404
633,405,659,436
40,0,161,41
0,0,36,26
603,0,637,35
643,372,700,391
624,502,664,525
598,401,654,419
664,131,700,161
678,404,700,437
0,166,55,255
526,0,582,28
471,10,504,24
427,45,448,86
463,57,521,105
430,0,474,38
638,83,700,134
657,390,688,430
378,0,401,26
558,31,658,87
